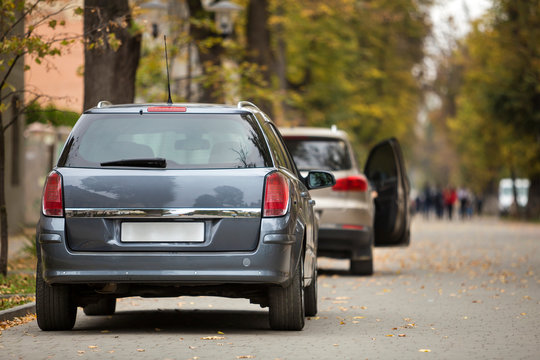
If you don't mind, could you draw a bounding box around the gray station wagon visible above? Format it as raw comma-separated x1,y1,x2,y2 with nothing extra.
36,101,335,331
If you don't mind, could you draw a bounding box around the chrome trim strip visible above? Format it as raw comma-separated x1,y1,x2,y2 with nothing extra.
64,208,261,219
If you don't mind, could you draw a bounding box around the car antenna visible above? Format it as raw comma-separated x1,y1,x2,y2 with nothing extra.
164,35,173,105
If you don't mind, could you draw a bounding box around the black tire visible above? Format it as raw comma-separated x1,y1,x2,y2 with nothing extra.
36,262,77,331
304,269,318,317
269,259,305,331
83,298,116,316
350,258,374,276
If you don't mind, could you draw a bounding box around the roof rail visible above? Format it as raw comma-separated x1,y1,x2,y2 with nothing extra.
237,101,260,111
97,100,112,108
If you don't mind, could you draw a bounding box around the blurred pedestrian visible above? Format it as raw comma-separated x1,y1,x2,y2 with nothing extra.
458,187,472,220
423,184,432,219
444,186,457,220
435,186,444,219
476,195,484,217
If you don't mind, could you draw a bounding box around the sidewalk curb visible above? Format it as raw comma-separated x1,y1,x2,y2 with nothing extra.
0,302,36,322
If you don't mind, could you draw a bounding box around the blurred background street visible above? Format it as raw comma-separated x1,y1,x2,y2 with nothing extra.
1,216,538,359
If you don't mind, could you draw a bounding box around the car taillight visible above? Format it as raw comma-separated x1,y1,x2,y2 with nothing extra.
264,172,290,217
332,175,368,192
42,171,63,217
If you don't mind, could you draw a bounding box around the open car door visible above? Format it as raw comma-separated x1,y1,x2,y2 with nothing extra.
364,138,410,247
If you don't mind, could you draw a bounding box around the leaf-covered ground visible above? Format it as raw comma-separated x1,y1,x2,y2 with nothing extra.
0,217,538,359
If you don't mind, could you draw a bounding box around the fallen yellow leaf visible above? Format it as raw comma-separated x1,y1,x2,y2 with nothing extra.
419,349,431,352
385,334,394,337
353,316,364,319
137,349,145,352
88,345,98,349
218,331,225,335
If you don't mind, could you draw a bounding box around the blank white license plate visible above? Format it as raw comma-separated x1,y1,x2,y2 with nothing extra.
121,222,205,243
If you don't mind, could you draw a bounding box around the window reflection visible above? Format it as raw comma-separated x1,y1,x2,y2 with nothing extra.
61,114,272,169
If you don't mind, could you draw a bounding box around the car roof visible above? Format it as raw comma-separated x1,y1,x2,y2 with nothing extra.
84,103,254,115
279,126,350,140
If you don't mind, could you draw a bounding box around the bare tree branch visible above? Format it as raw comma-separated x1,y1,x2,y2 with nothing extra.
0,54,23,94
2,95,44,133
0,0,41,43
26,3,77,33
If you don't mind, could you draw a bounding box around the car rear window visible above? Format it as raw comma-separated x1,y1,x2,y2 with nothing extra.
59,113,272,169
283,137,352,171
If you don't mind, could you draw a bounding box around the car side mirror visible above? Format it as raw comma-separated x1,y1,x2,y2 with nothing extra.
306,171,336,190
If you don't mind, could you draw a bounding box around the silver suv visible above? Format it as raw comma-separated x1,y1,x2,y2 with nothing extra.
281,127,411,275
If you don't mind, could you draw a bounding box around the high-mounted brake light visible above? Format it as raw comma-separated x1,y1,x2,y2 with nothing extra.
332,175,368,192
342,224,364,230
42,171,63,217
147,106,187,112
264,172,290,217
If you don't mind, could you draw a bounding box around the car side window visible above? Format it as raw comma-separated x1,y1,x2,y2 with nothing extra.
267,123,296,173
269,124,299,175
256,113,289,169
366,144,397,184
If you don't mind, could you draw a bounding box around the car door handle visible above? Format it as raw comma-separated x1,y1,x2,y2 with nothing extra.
308,199,316,206
300,192,309,198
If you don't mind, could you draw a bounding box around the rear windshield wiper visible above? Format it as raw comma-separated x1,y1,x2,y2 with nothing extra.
100,158,167,168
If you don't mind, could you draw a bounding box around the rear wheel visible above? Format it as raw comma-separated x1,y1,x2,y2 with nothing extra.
83,298,116,316
350,258,373,276
304,269,318,317
36,262,77,331
269,259,305,331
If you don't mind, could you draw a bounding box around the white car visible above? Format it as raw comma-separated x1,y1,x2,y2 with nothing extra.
280,127,411,275
498,178,529,214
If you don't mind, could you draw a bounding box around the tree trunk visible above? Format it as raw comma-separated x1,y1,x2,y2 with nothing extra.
187,0,224,103
0,90,7,276
83,0,141,111
246,0,274,117
274,2,288,124
526,174,540,220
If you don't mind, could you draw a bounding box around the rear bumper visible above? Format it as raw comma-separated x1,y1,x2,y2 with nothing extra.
317,227,372,260
38,218,299,286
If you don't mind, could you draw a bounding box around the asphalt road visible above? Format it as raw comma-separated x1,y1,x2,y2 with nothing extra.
1,217,539,359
